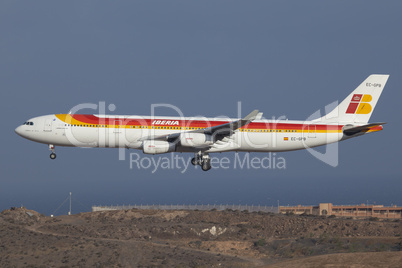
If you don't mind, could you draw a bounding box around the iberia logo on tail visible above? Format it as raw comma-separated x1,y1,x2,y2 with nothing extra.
346,94,372,114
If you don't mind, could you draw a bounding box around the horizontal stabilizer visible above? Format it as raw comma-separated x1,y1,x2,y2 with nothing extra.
343,122,386,136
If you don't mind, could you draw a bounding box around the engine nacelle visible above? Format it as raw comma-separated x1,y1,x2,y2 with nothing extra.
143,140,175,154
180,133,213,147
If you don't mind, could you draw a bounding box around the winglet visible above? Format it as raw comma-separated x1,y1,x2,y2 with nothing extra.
243,110,259,121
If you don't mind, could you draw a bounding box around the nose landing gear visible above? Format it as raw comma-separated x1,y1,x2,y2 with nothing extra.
191,152,211,171
49,144,56,160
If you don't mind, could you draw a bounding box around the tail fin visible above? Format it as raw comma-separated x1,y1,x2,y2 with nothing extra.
318,74,389,124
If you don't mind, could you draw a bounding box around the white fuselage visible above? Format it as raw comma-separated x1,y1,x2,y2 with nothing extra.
14,75,388,170
15,113,352,154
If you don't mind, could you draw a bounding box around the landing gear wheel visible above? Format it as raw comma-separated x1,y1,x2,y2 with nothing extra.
191,157,197,166
48,144,56,160
201,159,211,171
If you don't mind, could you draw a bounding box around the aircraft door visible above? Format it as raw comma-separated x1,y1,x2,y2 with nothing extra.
109,120,123,147
308,125,316,138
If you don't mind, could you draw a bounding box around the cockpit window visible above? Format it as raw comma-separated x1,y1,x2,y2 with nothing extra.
30,122,34,125
23,121,34,126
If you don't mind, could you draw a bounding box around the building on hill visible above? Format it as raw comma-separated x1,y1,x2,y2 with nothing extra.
279,203,402,219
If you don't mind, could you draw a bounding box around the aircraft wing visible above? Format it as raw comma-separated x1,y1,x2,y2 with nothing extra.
139,110,259,142
196,109,259,136
343,122,386,136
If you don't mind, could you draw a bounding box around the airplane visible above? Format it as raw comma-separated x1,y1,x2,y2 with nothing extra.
15,74,389,171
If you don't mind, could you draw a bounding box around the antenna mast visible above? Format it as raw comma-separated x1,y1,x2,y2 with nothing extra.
68,192,72,215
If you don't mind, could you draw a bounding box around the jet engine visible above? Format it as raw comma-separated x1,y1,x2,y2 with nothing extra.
142,140,176,154
180,133,213,147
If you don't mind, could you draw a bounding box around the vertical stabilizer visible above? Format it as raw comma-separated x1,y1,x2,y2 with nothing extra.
318,74,389,124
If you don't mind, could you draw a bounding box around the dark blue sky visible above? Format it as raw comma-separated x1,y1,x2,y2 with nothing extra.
1,1,401,215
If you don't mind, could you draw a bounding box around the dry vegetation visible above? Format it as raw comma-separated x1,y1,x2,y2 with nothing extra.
0,207,401,267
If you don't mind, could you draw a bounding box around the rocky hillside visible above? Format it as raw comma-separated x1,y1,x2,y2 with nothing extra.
0,207,401,267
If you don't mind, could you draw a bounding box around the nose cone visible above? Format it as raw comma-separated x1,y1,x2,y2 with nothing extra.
15,126,24,137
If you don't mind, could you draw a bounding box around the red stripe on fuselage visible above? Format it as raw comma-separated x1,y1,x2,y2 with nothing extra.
69,114,343,130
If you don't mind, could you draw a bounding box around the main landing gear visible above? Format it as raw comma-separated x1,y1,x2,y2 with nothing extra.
191,152,211,171
49,144,56,160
